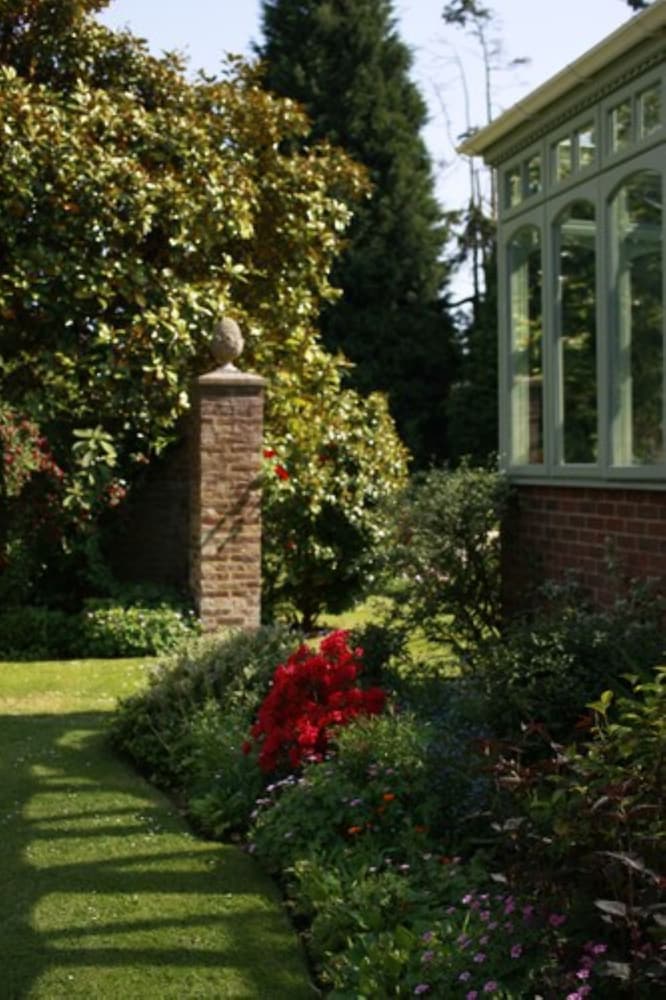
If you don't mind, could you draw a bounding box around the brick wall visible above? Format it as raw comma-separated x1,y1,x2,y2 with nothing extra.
104,430,191,592
502,484,666,612
189,368,265,631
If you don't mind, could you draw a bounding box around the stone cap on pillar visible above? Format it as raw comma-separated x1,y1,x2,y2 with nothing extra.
199,317,266,389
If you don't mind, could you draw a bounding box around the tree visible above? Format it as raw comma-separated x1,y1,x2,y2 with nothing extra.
0,0,408,608
258,0,458,466
626,1,650,10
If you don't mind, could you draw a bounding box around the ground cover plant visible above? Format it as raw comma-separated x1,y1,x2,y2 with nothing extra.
0,656,314,999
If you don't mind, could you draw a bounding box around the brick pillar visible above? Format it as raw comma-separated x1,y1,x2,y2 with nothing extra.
190,365,266,632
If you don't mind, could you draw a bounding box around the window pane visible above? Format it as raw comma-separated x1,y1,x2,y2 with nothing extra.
506,166,522,208
611,100,632,151
557,201,597,463
526,154,542,195
611,171,663,465
639,84,661,137
554,137,572,180
509,227,543,464
577,123,596,168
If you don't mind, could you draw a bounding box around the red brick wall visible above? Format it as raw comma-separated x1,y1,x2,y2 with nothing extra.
502,484,666,612
190,370,265,631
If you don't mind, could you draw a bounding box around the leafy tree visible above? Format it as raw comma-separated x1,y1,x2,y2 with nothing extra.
258,0,458,466
0,0,408,609
626,0,650,10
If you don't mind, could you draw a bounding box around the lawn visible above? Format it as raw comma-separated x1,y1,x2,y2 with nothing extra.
0,658,315,999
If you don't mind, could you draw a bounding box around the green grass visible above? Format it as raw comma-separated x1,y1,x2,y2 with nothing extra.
0,659,315,999
321,595,460,677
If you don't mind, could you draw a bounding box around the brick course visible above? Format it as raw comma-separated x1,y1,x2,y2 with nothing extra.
502,484,666,612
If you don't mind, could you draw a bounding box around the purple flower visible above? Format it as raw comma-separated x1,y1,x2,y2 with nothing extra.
466,992,479,1000
510,943,523,959
414,985,430,996
576,968,591,981
480,910,491,922
479,935,489,945
548,913,567,928
473,952,486,964
590,942,607,956
421,951,434,964
483,983,498,994
504,896,516,915
522,904,534,921
462,893,474,905
458,971,472,982
421,930,434,942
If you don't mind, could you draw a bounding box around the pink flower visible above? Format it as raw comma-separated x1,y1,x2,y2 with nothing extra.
483,983,498,994
459,972,471,982
510,943,523,959
473,952,486,964
466,993,478,1000
548,913,567,928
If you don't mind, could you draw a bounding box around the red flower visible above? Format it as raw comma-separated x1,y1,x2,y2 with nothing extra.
244,630,386,774
274,464,289,481
263,448,276,459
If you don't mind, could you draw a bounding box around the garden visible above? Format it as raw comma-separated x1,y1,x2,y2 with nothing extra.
103,464,665,998
1,3,665,996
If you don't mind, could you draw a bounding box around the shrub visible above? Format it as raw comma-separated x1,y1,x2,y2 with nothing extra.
249,711,442,874
472,581,664,738
484,667,666,995
0,599,198,660
110,625,299,788
0,606,81,660
78,601,198,657
261,379,408,631
385,460,510,652
243,630,386,774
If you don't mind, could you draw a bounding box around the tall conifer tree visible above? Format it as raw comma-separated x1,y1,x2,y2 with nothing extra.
258,0,457,465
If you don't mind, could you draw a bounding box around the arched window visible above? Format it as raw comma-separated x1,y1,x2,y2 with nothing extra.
555,200,597,464
508,226,543,465
610,170,663,466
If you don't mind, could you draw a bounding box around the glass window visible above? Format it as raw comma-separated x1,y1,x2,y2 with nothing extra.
509,227,543,464
639,84,661,138
554,137,573,181
526,154,542,195
506,166,522,208
610,171,663,466
556,201,598,464
576,123,596,169
611,100,632,151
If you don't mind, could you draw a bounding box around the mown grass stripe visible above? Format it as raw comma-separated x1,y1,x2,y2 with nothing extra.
0,660,316,999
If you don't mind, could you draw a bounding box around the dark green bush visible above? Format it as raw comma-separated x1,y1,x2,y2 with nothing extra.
385,460,511,652
0,606,81,660
472,581,664,738
0,600,199,660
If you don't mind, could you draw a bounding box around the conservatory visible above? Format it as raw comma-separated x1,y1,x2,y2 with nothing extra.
460,1,666,607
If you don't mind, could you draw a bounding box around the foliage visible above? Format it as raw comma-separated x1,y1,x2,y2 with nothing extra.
110,624,299,787
0,0,369,598
244,630,386,773
0,404,65,603
0,598,198,660
386,461,510,652
472,580,664,738
258,0,458,466
261,364,408,629
484,666,666,995
248,711,438,872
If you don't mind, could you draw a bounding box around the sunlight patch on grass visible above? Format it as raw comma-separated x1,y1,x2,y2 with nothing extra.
0,660,315,999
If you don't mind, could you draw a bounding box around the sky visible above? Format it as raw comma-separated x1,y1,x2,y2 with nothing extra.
96,0,636,291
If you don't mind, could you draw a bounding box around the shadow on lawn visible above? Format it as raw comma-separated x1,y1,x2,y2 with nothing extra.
0,711,313,999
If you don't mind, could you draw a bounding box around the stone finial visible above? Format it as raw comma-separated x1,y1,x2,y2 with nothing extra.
211,317,244,369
